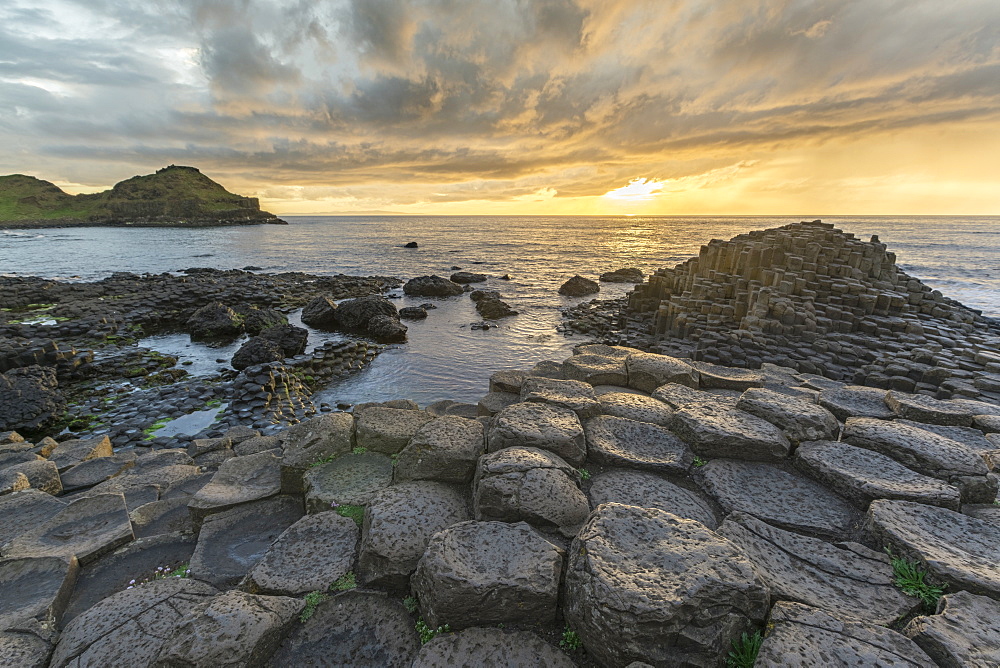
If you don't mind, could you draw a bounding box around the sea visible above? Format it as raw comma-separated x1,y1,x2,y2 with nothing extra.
2,216,999,407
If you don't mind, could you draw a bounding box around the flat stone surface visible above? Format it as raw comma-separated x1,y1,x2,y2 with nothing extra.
973,414,1000,432
269,590,420,667
519,377,602,418
698,459,857,540
587,469,719,528
0,621,56,668
584,415,693,473
474,446,589,537
796,440,962,510
562,353,628,387
59,452,134,493
1,493,133,565
626,352,700,392
412,521,563,629
671,403,792,461
245,512,359,596
487,401,586,466
156,590,302,667
412,627,576,668
3,459,61,495
867,500,1000,598
47,436,112,473
651,383,739,410
188,450,282,521
129,498,194,538
736,387,839,443
598,391,674,426
49,578,219,668
279,412,354,493
0,469,29,496
564,503,769,668
477,390,520,416
79,463,203,505
356,407,434,455
886,392,976,426
0,556,78,630
61,532,196,627
0,490,66,549
394,416,484,484
190,495,304,588
489,370,528,394
691,361,765,391
756,601,935,668
719,512,916,625
303,451,393,512
903,590,1000,668
819,385,895,421
963,503,1000,524
358,481,469,590
898,419,998,455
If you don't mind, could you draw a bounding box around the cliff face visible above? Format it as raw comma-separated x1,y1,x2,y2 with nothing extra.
0,165,285,227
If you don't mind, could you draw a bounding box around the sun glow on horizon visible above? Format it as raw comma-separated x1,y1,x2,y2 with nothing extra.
602,178,667,202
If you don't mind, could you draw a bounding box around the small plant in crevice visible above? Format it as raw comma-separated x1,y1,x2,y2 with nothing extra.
692,456,708,467
330,571,357,591
332,502,365,527
309,454,336,468
559,626,582,651
402,596,419,613
415,618,451,644
726,630,763,668
352,446,367,455
300,590,328,622
125,563,190,590
886,548,945,610
577,468,591,481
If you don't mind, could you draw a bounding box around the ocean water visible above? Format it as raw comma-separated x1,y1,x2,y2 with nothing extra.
2,216,999,406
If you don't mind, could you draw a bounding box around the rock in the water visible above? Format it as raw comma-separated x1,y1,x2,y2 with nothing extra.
394,416,485,484
587,470,719,528
487,401,586,466
626,352,700,392
599,267,644,283
412,627,576,668
188,450,282,522
279,412,355,494
0,366,65,434
245,512,358,596
903,590,1000,668
818,385,894,421
0,556,78,630
736,387,839,442
259,324,309,357
474,446,589,537
356,407,434,455
231,336,285,370
336,294,399,327
300,296,339,329
367,314,408,342
403,275,464,297
358,481,470,590
756,601,935,668
398,306,428,319
584,415,693,473
697,459,857,540
303,451,393,512
269,591,420,667
795,440,962,510
520,377,601,418
475,298,517,319
564,503,769,667
598,391,674,426
718,512,916,625
243,307,287,335
186,301,243,340
450,271,487,284
411,521,563,629
558,275,599,296
867,500,1000,599
671,403,792,461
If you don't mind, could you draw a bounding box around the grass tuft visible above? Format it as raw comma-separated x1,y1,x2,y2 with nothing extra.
334,504,365,526
692,456,708,467
559,626,582,651
402,596,419,613
415,618,450,644
330,571,357,591
300,590,328,622
886,548,945,610
577,468,591,481
726,630,763,668
352,446,367,455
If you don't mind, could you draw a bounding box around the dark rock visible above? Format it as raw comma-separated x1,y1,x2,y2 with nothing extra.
587,469,719,528
336,295,399,330
736,387,839,443
0,490,66,548
626,352,700,392
398,306,428,320
367,314,407,342
487,401,586,466
599,267,644,283
903,591,1000,668
476,298,517,319
303,451,393,512
59,451,134,492
129,498,195,538
300,296,339,329
584,415,693,473
558,275,599,296
476,391,519,416
412,627,575,667
671,403,792,461
692,361,765,391
186,301,243,340
0,620,57,668
0,366,65,434
0,556,78,630
243,308,288,336
819,385,894,421
885,391,976,427
403,275,464,297
469,290,501,303
48,435,112,473
450,271,487,284
404,241,419,248
394,416,485,484
279,413,355,494
259,324,308,356
187,450,282,522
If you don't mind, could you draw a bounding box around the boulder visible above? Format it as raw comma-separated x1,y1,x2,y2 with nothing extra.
231,336,285,370
187,450,282,522
243,308,287,336
598,391,674,426
718,512,916,625
0,556,78,630
367,314,408,342
818,385,894,421
756,601,936,668
599,267,644,283
795,440,962,510
403,275,464,297
398,306,428,319
564,503,770,667
336,295,399,330
303,451,394,512
0,366,65,434
394,416,484,484
412,627,575,668
487,402,586,466
587,469,719,528
558,275,599,296
626,352,700,392
355,407,434,455
475,298,517,319
300,296,338,329
903,591,1000,668
450,271,487,284
59,452,134,493
411,521,564,629
473,447,590,538
279,413,354,494
519,377,601,418
244,512,358,596
671,403,792,461
186,301,243,340
584,415,693,473
358,481,470,590
736,387,839,442
48,435,112,473
470,289,501,303
697,459,857,540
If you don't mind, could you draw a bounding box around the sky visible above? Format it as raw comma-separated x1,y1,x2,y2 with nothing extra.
1,0,999,216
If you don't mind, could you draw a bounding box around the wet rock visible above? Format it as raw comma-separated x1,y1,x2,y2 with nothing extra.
0,366,65,434
394,416,485,484
2,493,133,565
474,447,590,538
598,391,674,426
232,337,285,371
818,385,894,421
886,391,976,426
487,402,586,466
0,490,66,548
0,556,78,630
403,275,464,297
186,301,243,340
626,352,700,392
475,298,517,319
450,271,487,284
564,503,770,668
188,450,282,522
59,451,135,492
584,415,693,473
398,306,428,319
358,481,470,590
867,500,1000,598
520,377,601,418
903,591,1000,668
156,590,302,667
300,296,339,329
336,294,399,328
718,512,916,625
49,578,219,668
47,435,112,473
412,521,563,629
243,307,287,335
697,459,857,540
269,591,419,667
367,314,408,342
736,387,839,443
356,407,434,455
303,451,393,512
756,601,935,668
558,275,599,296
412,627,575,668
244,512,358,596
587,470,719,528
795,440,962,510
599,267,644,283
189,495,304,588
404,241,419,248
671,403,792,461
258,323,309,357
279,412,354,494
